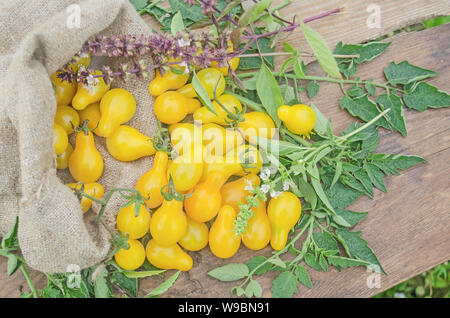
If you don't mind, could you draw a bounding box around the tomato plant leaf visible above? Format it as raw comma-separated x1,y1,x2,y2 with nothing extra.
384,61,437,86
403,82,450,111
208,263,249,281
376,94,407,136
267,256,286,269
246,256,272,275
313,231,339,254
245,279,263,298
365,81,376,96
168,0,204,22
279,84,295,103
238,36,275,70
333,209,368,228
319,254,329,271
334,41,391,64
364,162,387,192
271,271,298,298
310,103,328,136
367,154,426,175
340,95,391,130
323,176,363,210
353,168,374,197
335,229,386,274
327,255,371,268
306,81,320,99
294,265,313,289
301,22,342,79
256,63,283,126
304,253,322,272
129,0,148,11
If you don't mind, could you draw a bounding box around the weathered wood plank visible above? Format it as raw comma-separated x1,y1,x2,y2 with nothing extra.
271,0,450,67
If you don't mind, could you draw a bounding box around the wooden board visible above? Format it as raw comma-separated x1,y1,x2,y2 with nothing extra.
1,2,449,298
270,0,450,67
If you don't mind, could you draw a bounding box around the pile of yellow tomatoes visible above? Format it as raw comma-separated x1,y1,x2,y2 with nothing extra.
52,51,317,273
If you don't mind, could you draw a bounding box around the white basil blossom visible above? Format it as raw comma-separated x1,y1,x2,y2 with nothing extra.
244,179,253,191
259,168,271,181
177,38,190,48
260,184,270,194
178,61,190,74
270,191,282,199
283,181,294,191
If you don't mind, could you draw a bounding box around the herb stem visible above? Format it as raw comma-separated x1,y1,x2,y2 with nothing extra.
280,127,312,147
223,90,265,112
339,108,391,141
20,264,38,298
238,72,405,93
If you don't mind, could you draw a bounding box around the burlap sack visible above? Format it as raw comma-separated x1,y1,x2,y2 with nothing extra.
0,0,157,273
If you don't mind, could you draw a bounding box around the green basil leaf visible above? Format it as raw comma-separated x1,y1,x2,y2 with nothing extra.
145,270,181,298
192,70,217,115
170,11,185,35
301,22,342,79
7,254,21,276
256,63,284,126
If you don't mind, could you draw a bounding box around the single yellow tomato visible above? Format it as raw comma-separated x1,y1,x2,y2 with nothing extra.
153,91,188,125
116,202,151,239
179,217,209,252
114,239,146,271
53,123,69,155
197,68,225,99
277,104,317,137
66,182,104,213
54,105,80,134
56,143,73,170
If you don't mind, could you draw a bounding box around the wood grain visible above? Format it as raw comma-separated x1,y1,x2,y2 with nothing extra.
270,0,450,67
1,2,449,298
